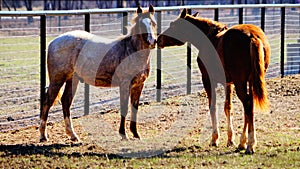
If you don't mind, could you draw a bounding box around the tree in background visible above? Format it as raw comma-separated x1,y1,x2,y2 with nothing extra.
23,0,33,23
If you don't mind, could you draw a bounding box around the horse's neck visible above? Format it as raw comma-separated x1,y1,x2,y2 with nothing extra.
195,19,227,44
127,33,150,50
119,35,150,60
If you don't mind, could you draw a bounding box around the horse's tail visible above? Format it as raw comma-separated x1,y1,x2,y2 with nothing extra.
250,37,269,112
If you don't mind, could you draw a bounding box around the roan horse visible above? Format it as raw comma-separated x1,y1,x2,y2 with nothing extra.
39,5,157,142
157,9,270,154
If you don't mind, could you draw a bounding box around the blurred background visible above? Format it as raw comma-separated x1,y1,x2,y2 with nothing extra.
0,0,299,12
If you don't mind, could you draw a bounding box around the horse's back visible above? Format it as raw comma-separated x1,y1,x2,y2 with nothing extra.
224,24,270,58
48,30,93,54
47,30,114,82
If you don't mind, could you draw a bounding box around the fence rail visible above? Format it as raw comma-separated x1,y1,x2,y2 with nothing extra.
0,4,300,131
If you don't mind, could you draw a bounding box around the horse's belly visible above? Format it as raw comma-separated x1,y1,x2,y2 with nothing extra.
77,71,116,87
94,75,118,87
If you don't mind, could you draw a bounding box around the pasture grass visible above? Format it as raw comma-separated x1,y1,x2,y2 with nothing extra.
0,125,299,168
1,87,299,169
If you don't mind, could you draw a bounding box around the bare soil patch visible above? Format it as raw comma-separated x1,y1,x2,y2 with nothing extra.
0,75,299,168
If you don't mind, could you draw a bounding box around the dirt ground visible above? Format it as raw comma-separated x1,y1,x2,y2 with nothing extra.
0,75,299,168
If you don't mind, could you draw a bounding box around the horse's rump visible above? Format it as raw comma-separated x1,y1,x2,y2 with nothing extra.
221,24,270,112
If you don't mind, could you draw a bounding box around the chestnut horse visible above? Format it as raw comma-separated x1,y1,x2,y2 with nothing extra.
157,9,270,154
39,5,157,142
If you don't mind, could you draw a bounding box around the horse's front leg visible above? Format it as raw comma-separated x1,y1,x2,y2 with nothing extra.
202,77,219,146
119,82,130,140
209,86,219,146
129,83,145,139
198,57,219,147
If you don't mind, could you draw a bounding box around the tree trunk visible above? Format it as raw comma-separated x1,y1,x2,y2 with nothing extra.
117,0,123,8
23,0,33,23
63,0,68,19
44,0,47,10
135,0,139,7
80,0,83,9
2,0,11,11
58,0,61,10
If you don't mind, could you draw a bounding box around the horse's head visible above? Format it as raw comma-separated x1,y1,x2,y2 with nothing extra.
133,5,157,49
157,9,199,49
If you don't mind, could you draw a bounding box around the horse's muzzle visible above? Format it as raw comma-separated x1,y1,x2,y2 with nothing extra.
148,38,156,49
156,38,164,49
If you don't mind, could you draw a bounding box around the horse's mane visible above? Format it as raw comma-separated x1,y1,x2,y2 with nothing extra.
185,15,227,38
116,12,153,51
117,14,141,40
128,14,140,36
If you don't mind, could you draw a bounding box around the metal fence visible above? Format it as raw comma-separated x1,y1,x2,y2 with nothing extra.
0,4,299,131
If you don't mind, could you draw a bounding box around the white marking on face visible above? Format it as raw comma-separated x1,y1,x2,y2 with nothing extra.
142,18,156,46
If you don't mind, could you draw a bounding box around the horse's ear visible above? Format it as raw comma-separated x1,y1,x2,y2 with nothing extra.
193,12,199,17
137,5,143,14
149,4,154,14
180,8,187,18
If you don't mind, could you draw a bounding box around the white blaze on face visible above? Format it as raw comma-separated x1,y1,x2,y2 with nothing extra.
142,17,156,46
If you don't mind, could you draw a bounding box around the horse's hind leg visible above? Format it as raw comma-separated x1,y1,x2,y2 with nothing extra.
40,82,64,142
224,83,235,147
198,58,219,146
129,83,144,139
61,77,80,141
235,82,256,154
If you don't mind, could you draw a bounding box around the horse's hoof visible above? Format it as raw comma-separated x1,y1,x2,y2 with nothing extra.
133,133,140,139
71,136,80,142
237,144,247,150
120,133,128,140
234,148,241,153
210,142,218,147
40,137,48,142
227,141,236,147
245,147,255,155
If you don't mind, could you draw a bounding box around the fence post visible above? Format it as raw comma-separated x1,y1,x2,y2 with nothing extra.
156,11,162,102
40,15,46,117
239,7,243,24
281,7,285,78
84,13,90,116
214,8,219,21
261,7,265,31
186,8,192,95
122,11,128,35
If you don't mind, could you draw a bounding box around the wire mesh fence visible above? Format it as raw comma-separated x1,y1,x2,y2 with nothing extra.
0,5,299,131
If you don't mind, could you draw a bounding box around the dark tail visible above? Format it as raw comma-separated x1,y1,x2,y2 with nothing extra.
250,37,269,112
